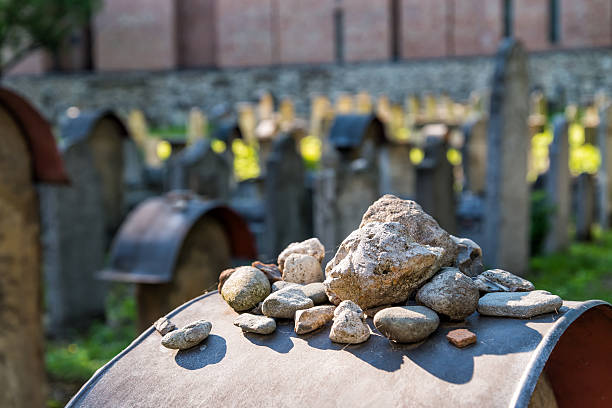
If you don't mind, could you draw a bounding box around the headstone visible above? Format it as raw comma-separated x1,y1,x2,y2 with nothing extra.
187,107,207,145
40,111,135,334
416,136,456,234
597,103,612,228
543,115,570,253
379,141,416,199
574,173,596,241
355,92,372,113
462,115,488,194
264,134,308,259
164,139,232,201
484,39,529,275
313,115,386,259
335,94,354,114
99,192,256,332
0,89,67,408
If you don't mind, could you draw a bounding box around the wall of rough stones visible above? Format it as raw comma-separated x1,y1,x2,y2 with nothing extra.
4,48,612,127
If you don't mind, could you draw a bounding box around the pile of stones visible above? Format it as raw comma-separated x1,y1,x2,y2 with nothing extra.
156,194,563,350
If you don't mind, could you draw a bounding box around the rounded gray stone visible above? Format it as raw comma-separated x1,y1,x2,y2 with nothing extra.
262,287,314,318
271,281,301,292
233,313,276,335
301,282,329,305
373,306,440,343
477,290,563,318
415,267,479,320
161,320,212,350
221,266,271,312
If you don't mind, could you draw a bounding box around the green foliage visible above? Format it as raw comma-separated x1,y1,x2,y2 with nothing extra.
528,231,612,303
0,0,99,72
530,190,555,256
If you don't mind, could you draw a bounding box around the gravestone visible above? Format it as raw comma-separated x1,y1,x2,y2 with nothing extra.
484,39,529,275
164,139,232,201
379,141,415,199
416,135,456,234
543,115,570,253
187,107,207,145
0,88,68,408
574,173,596,241
461,115,488,194
40,111,137,334
313,115,386,259
597,103,612,228
99,192,256,332
264,134,308,259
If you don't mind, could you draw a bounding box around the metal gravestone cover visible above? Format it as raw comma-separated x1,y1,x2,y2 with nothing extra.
67,294,611,408
264,133,308,259
484,39,529,275
40,111,131,334
164,139,232,201
0,88,68,408
315,114,386,258
543,115,570,253
99,192,256,331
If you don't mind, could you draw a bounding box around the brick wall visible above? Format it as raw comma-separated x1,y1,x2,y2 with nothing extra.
453,0,502,56
93,0,177,71
343,0,390,62
177,0,216,68
400,0,448,58
514,0,550,51
561,0,612,48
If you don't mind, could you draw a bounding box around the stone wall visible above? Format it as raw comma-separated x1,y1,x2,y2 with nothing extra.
4,48,612,127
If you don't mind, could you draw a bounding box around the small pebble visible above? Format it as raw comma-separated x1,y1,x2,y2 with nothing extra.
262,287,314,319
154,317,177,336
301,282,329,305
474,269,535,293
161,320,212,350
446,329,477,348
282,253,323,284
271,281,301,292
334,300,364,319
234,313,276,335
373,306,439,343
295,305,335,334
329,310,370,344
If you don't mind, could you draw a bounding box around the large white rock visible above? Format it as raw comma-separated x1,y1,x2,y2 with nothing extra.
278,238,325,272
360,195,458,267
282,253,323,284
324,222,443,309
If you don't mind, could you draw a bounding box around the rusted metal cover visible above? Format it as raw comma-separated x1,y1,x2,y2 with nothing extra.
68,296,611,407
212,120,243,143
99,192,256,284
61,109,128,148
0,87,68,183
328,114,386,150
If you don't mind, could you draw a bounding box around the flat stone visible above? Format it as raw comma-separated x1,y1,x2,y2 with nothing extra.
415,267,479,320
234,313,276,335
334,300,364,319
294,305,336,334
282,253,323,284
324,221,443,309
153,317,177,336
446,328,477,348
271,281,302,292
278,238,325,271
359,194,458,267
161,320,212,350
251,261,282,283
373,306,440,343
478,290,563,318
475,269,535,292
262,287,314,319
451,235,484,277
301,282,329,305
221,266,271,312
329,310,370,344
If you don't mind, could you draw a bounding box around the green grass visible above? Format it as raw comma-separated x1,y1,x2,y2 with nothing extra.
527,231,612,303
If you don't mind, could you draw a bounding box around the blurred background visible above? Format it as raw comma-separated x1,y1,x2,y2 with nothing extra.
1,0,611,406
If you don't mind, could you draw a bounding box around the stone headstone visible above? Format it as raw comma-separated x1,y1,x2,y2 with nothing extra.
187,107,207,145
543,115,570,253
0,90,67,408
597,103,612,228
164,139,232,201
461,115,488,194
574,173,596,241
416,135,456,234
484,39,529,275
40,112,134,334
379,142,415,199
264,134,308,259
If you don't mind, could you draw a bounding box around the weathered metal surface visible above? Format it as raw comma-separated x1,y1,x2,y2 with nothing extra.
99,192,256,284
0,87,68,183
328,114,386,150
212,120,243,143
61,109,128,148
68,296,611,408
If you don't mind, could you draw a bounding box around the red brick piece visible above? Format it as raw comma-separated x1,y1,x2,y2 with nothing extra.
446,329,477,348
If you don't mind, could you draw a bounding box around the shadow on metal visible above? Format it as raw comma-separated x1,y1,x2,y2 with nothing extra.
61,109,129,148
328,114,387,151
67,294,610,408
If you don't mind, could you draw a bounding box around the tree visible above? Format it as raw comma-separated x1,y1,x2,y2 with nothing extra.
0,0,100,75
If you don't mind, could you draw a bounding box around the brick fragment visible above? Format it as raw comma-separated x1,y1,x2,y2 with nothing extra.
446,329,477,348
